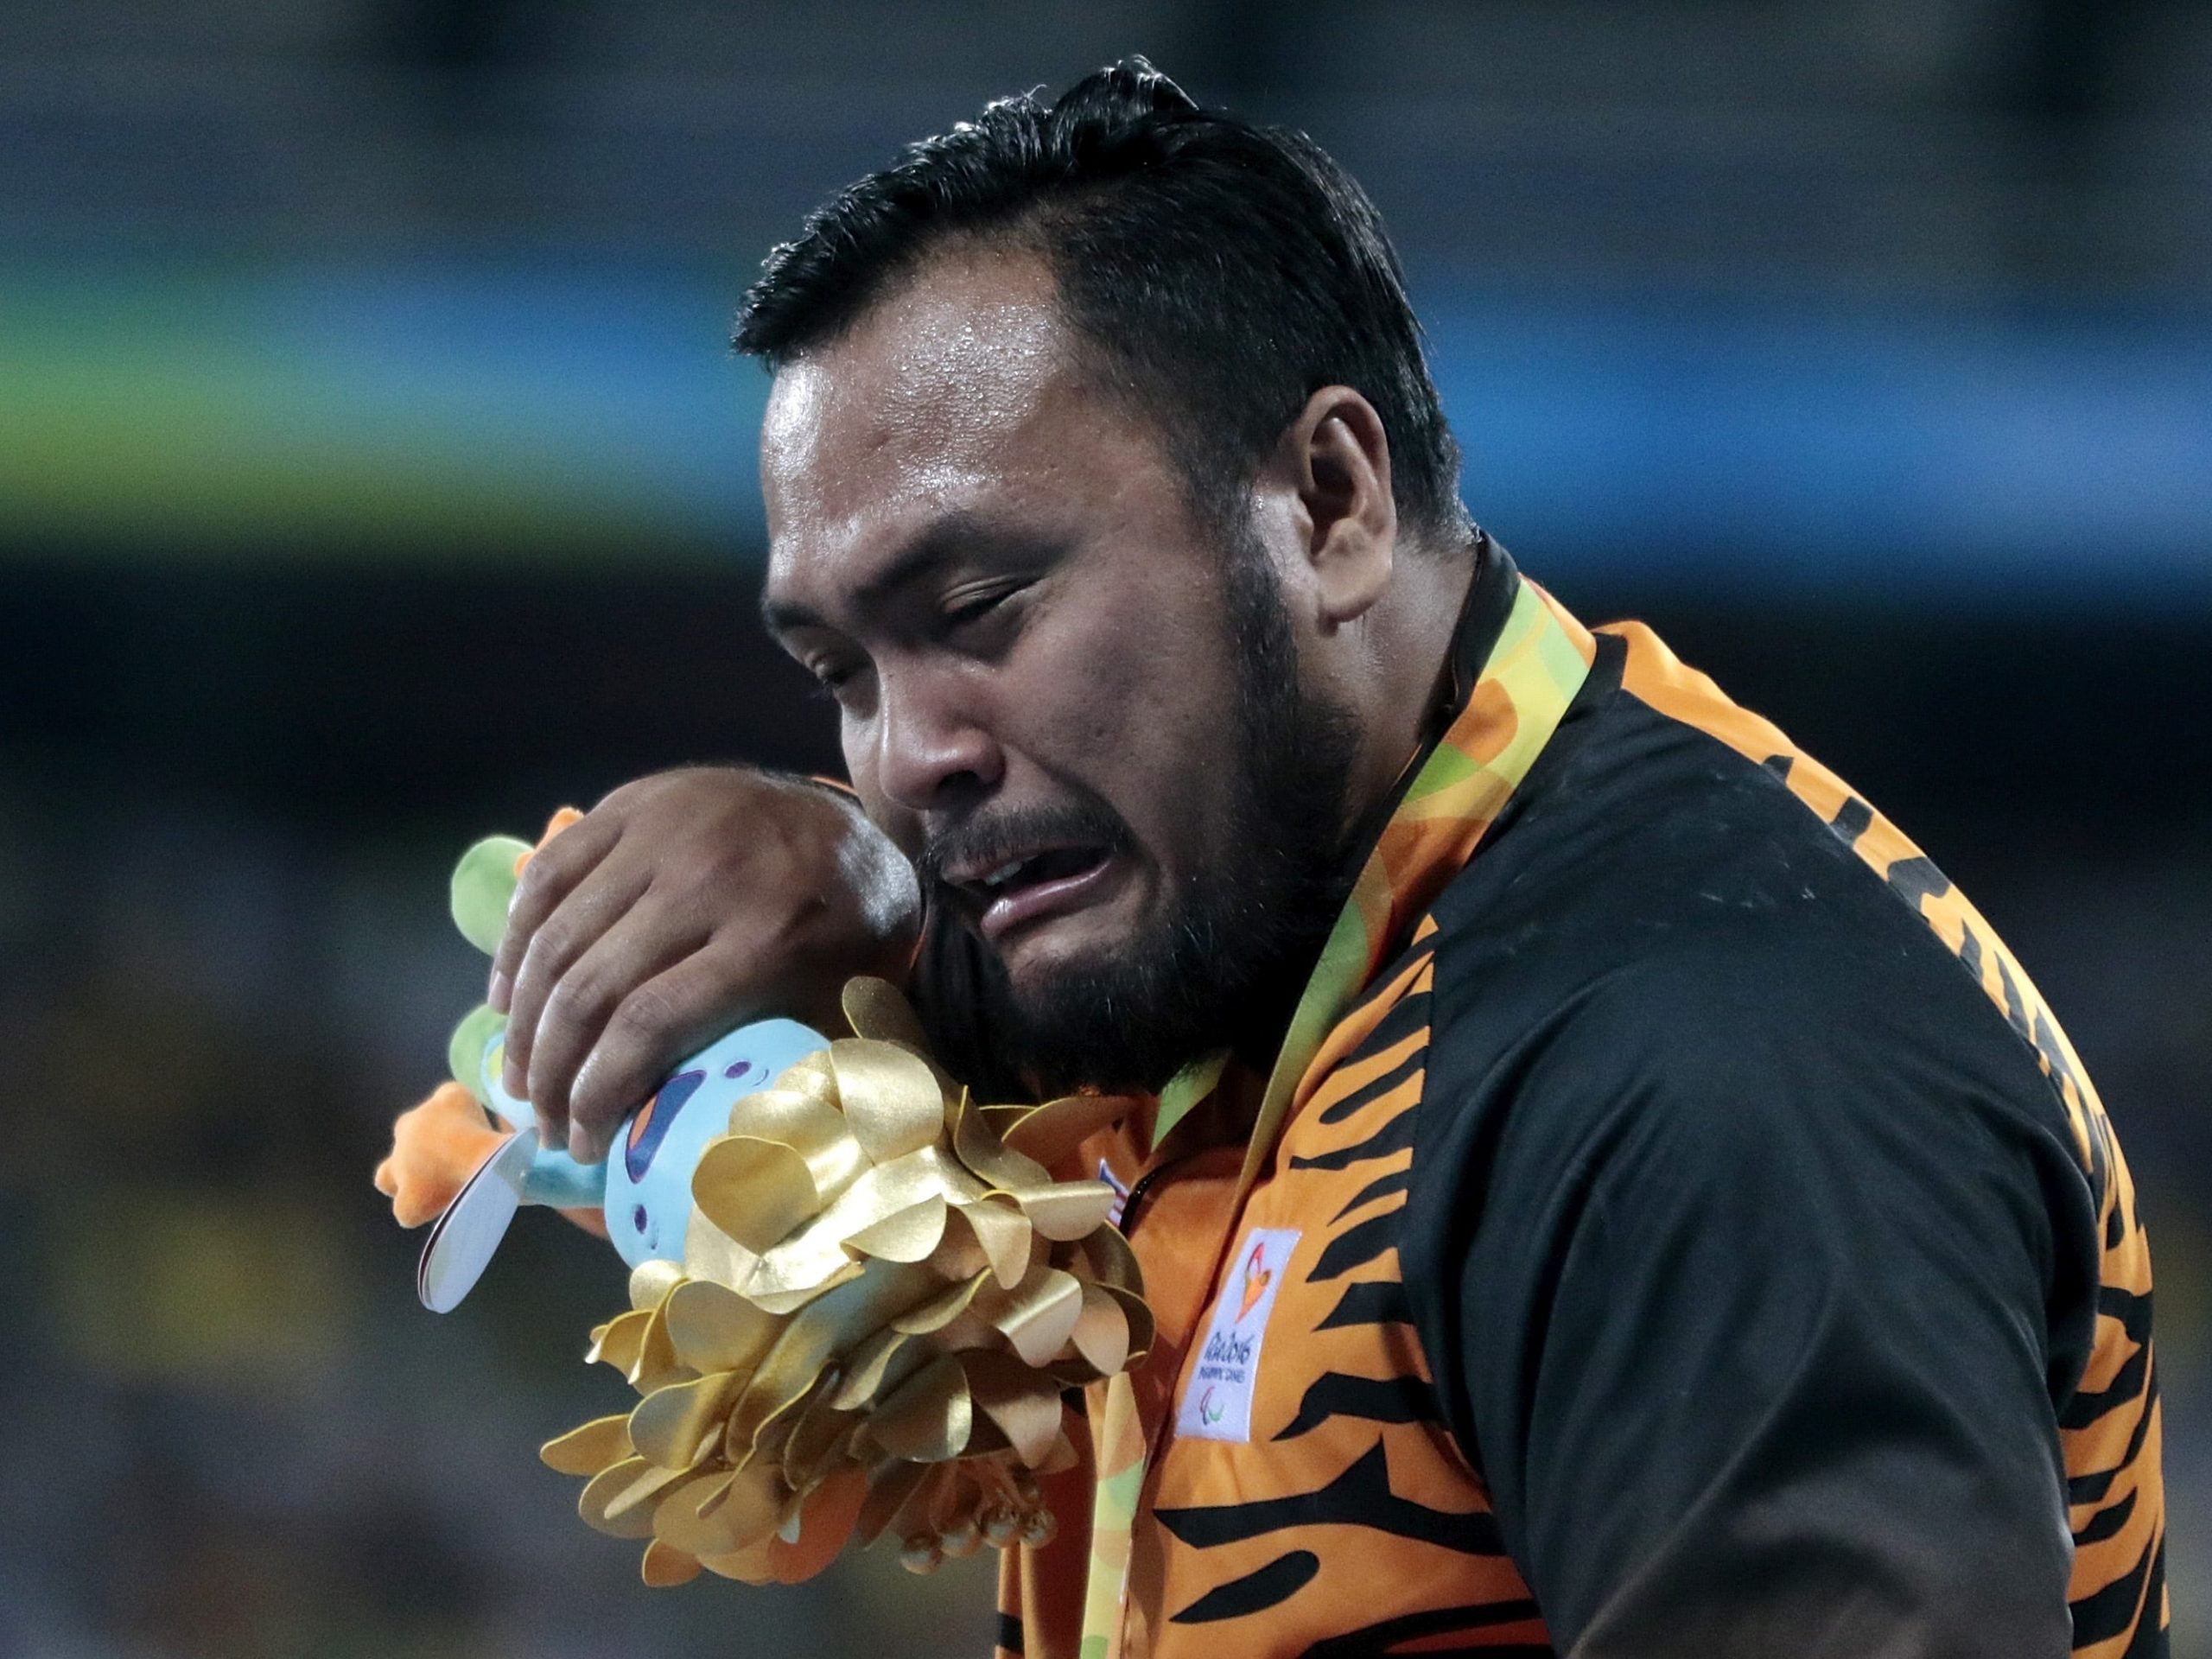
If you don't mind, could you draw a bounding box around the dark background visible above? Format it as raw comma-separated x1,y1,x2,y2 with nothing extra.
3,3,2208,1656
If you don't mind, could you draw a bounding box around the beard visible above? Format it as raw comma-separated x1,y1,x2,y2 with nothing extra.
927,523,1365,1097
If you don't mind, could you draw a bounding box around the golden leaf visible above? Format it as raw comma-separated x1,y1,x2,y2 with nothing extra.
1097,1281,1154,1366
772,1052,840,1110
724,1089,869,1207
952,1195,1034,1289
949,1089,1053,1193
627,1297,690,1395
640,1538,703,1587
962,1351,1064,1468
890,1270,991,1337
869,1357,974,1464
855,1459,929,1548
741,1254,866,1316
650,1471,739,1556
1076,1221,1143,1294
663,1278,781,1376
627,1258,686,1313
628,1370,741,1471
840,976,931,1051
696,1535,781,1585
924,1205,995,1285
579,1458,677,1540
586,1307,651,1374
1019,1182,1117,1243
1001,1092,1132,1165
846,1197,950,1263
827,1039,944,1164
540,1413,633,1478
1068,1281,1131,1378
780,1388,861,1492
693,1135,821,1255
830,1325,921,1412
979,1268,1084,1368
681,1205,759,1291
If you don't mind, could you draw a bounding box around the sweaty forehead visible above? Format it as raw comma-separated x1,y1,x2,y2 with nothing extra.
760,250,1125,574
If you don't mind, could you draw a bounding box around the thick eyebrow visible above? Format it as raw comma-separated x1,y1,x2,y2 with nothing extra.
760,512,1054,638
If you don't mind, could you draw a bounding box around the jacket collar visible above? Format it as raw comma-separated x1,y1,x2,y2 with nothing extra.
1152,536,1599,1189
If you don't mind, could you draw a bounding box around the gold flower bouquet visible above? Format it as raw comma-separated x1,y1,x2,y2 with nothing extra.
382,949,1147,1589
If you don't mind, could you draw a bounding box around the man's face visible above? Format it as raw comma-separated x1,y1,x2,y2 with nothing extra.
760,249,1358,1090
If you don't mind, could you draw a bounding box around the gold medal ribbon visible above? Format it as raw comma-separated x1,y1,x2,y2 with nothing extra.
1076,564,1596,1658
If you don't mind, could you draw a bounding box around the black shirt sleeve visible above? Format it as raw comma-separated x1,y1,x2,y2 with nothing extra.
1402,930,2104,1659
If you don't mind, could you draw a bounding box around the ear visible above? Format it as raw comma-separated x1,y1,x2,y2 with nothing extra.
1273,386,1397,631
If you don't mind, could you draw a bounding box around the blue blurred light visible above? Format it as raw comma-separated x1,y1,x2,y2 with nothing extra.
1429,296,2212,596
7,261,2208,599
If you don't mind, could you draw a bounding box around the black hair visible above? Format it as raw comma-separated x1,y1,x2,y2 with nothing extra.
734,56,1470,543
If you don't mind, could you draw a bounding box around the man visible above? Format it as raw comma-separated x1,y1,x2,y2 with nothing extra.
484,60,2164,1658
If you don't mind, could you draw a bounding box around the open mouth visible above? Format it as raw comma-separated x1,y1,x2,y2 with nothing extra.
953,843,1121,944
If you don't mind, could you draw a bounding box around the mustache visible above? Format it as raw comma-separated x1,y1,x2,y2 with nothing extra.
917,798,1134,890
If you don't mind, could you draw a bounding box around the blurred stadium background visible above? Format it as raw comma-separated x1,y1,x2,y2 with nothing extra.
3,3,2209,1655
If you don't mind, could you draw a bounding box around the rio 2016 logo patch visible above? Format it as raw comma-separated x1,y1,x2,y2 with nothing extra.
1177,1228,1301,1443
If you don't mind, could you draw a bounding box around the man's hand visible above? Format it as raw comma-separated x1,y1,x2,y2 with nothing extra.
488,766,920,1163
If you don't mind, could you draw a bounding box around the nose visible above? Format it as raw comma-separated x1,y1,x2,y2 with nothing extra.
868,663,1004,813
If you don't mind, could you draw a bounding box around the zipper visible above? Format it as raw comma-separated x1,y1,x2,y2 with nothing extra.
1064,1160,1179,1408
1115,1159,1178,1236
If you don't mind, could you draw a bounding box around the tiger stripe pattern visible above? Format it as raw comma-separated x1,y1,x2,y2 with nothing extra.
994,559,2162,1657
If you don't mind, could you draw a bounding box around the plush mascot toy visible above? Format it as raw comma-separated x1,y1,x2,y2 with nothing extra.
377,816,1150,1587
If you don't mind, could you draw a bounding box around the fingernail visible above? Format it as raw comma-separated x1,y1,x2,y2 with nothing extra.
569,1126,599,1166
487,969,512,1013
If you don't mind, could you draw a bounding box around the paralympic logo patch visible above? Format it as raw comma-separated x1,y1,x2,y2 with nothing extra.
1177,1228,1300,1443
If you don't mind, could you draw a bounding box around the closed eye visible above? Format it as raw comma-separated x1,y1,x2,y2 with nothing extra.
942,581,1022,628
936,579,1037,659
804,656,868,702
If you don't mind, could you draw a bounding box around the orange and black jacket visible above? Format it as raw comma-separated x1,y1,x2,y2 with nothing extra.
924,543,2164,1659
